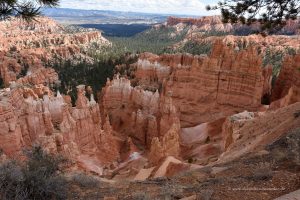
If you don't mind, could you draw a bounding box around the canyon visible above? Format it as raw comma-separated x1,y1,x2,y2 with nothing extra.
134,41,271,127
166,16,300,34
0,17,110,86
0,16,299,199
163,16,300,58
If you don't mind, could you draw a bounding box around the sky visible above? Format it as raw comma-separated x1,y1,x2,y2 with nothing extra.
59,0,220,16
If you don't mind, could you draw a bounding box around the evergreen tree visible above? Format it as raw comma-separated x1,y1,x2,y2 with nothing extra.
207,0,300,33
0,0,59,20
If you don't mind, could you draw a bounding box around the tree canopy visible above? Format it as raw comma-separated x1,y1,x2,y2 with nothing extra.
0,0,59,20
207,0,300,32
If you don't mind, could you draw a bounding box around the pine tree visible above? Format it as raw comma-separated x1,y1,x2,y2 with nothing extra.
207,0,300,33
0,0,59,20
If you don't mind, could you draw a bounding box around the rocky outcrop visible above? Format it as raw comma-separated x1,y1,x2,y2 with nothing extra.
219,102,300,163
0,56,22,85
0,17,110,86
166,16,299,34
199,34,300,53
0,17,109,52
180,118,225,164
148,124,181,165
17,68,59,86
135,41,268,127
166,16,300,57
271,54,300,105
167,16,235,32
0,52,60,86
1,15,300,182
222,111,255,151
101,75,180,149
179,101,300,166
0,84,120,173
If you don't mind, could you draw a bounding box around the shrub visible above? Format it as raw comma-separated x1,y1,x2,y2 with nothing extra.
248,162,273,181
50,53,137,104
0,161,25,200
0,146,68,200
251,168,273,181
201,190,214,200
180,40,212,55
72,173,100,188
131,192,151,200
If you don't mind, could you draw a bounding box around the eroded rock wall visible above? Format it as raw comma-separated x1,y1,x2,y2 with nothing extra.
167,16,299,34
135,41,268,127
0,17,110,86
0,84,120,171
271,54,300,106
101,75,180,149
166,16,235,32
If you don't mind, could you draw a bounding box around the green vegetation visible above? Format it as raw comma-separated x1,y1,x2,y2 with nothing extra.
49,25,300,104
0,146,103,200
263,48,285,77
0,146,67,200
208,0,300,33
114,27,232,56
263,47,298,78
0,0,59,21
50,52,138,104
178,40,212,55
108,26,189,54
49,26,191,103
71,173,100,188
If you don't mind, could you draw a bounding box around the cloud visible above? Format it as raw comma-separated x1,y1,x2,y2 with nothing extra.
58,0,219,15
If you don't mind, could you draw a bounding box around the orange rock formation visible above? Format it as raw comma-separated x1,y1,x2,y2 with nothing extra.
167,16,236,32
271,54,300,105
202,34,300,52
1,15,300,181
0,84,119,174
0,17,110,86
101,75,180,148
167,16,299,34
135,41,270,127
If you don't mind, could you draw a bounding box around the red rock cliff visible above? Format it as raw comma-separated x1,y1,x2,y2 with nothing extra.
167,16,235,32
0,17,110,86
167,16,299,34
135,41,268,127
0,84,120,174
271,54,300,105
101,75,180,149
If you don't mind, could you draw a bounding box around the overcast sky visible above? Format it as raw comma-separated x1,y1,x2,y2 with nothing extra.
59,0,220,16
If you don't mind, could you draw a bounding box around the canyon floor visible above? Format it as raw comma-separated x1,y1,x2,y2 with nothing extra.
70,128,300,200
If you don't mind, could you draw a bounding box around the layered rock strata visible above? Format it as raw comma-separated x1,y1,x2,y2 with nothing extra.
0,17,110,86
134,41,269,127
148,123,181,165
219,102,300,163
166,16,299,34
0,84,120,173
167,16,236,32
101,75,180,149
1,15,300,180
271,54,300,106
